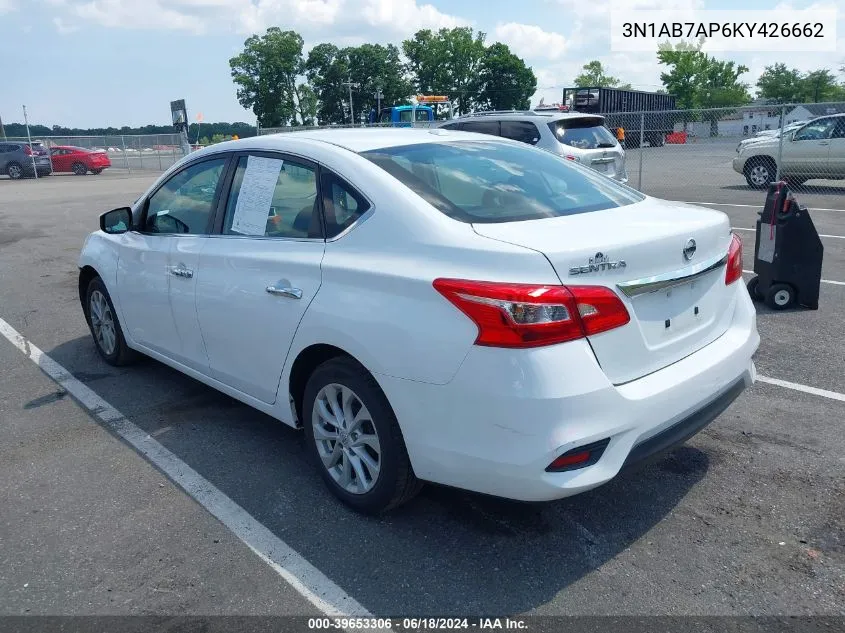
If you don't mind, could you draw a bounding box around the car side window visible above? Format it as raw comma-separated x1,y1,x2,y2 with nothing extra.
144,158,227,235
500,121,540,145
832,118,845,139
222,155,320,238
321,172,370,239
793,118,836,142
461,120,501,136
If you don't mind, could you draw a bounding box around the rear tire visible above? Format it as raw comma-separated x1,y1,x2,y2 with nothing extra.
744,157,776,189
7,162,24,179
84,277,138,366
91,168,103,175
765,283,794,310
303,357,422,514
72,162,88,175
746,277,762,301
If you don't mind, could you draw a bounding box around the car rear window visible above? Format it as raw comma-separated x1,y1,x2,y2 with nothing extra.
362,140,643,224
548,118,617,150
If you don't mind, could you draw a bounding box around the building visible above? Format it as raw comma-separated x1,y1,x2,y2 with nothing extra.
784,102,845,123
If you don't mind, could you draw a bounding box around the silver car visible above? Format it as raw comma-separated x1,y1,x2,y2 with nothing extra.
439,111,627,183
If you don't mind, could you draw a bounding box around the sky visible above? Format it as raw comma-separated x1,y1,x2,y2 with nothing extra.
1,0,843,128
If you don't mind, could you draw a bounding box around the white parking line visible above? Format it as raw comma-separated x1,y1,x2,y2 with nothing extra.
681,201,845,213
0,317,369,619
733,226,845,240
756,376,845,403
741,269,845,286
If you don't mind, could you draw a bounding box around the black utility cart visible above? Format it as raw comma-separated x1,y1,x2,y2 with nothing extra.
746,181,823,310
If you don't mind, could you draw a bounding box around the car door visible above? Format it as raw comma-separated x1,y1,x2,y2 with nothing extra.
50,148,69,172
116,156,229,368
787,117,836,176
827,117,845,178
195,152,326,404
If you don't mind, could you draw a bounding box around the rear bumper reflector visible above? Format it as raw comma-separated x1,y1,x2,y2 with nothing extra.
546,438,610,472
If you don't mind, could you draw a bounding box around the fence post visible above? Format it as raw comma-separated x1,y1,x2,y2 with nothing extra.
136,136,143,169
775,105,785,182
157,135,163,171
121,135,131,174
637,112,645,191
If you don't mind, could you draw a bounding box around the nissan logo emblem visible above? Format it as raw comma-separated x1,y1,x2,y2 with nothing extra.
683,238,697,261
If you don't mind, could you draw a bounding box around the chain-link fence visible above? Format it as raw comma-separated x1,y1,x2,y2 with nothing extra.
2,133,190,176
605,102,845,200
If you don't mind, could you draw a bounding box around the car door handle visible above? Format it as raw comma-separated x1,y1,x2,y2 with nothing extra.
818,141,830,146
266,285,303,299
168,265,193,279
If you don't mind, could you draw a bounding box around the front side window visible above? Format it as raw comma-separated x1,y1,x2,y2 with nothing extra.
793,118,836,141
363,140,643,224
144,158,227,234
549,118,617,149
832,118,845,139
223,155,320,238
461,120,500,136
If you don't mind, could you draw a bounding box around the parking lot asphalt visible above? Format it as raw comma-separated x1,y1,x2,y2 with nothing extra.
1,168,844,618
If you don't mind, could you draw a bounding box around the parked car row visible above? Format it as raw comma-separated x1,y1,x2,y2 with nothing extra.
0,143,111,179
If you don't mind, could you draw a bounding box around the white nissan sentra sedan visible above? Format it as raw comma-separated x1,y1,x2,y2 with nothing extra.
78,129,759,513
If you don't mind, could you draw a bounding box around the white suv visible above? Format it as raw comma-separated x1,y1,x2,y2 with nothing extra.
733,114,845,188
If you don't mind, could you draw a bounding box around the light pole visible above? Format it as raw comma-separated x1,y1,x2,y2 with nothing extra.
374,87,383,123
342,81,360,125
22,105,38,179
0,113,6,140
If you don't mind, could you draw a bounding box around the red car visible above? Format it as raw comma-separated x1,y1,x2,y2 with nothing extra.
49,145,111,175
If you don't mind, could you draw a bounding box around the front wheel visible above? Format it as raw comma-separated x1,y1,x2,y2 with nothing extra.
7,162,24,179
72,162,88,175
303,357,422,513
84,277,138,365
744,158,775,189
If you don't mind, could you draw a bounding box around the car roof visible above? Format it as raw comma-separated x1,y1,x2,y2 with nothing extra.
450,111,602,122
205,128,512,154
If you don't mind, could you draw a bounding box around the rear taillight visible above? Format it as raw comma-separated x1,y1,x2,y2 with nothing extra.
725,233,742,285
433,279,630,349
23,146,32,155
564,155,579,161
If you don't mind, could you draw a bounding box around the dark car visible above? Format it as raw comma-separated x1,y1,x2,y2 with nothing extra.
0,142,53,179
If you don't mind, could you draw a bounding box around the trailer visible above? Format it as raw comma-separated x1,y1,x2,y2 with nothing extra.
562,87,677,148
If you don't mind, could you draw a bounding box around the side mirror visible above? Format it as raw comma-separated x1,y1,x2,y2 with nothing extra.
100,207,132,234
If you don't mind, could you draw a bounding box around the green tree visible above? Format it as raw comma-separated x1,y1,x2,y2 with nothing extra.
347,43,413,122
305,43,351,124
573,60,622,88
403,27,487,114
229,28,312,128
477,43,537,110
756,63,805,103
800,69,843,103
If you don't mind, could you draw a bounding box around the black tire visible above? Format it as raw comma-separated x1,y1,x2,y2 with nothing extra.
746,276,762,301
83,276,138,366
7,162,24,180
91,168,103,175
744,157,776,189
302,357,422,514
651,133,665,147
765,283,795,310
72,162,88,175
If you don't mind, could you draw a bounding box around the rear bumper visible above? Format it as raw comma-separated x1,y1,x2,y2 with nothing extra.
377,280,759,501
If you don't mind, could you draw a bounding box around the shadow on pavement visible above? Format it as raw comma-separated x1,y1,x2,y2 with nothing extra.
46,335,708,615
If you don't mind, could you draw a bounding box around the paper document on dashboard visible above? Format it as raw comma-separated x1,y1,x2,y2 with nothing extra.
230,156,283,235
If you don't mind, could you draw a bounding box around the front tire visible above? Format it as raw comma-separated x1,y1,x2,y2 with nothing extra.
7,162,24,179
303,357,422,513
744,157,776,189
84,277,137,366
72,162,88,175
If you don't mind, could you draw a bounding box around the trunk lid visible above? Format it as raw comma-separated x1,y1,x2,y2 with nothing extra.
472,198,737,384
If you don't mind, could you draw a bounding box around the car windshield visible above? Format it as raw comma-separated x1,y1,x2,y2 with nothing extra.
548,118,617,149
361,140,643,224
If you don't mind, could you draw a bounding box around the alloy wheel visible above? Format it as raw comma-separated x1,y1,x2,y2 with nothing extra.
312,383,381,495
749,164,770,186
89,290,116,355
